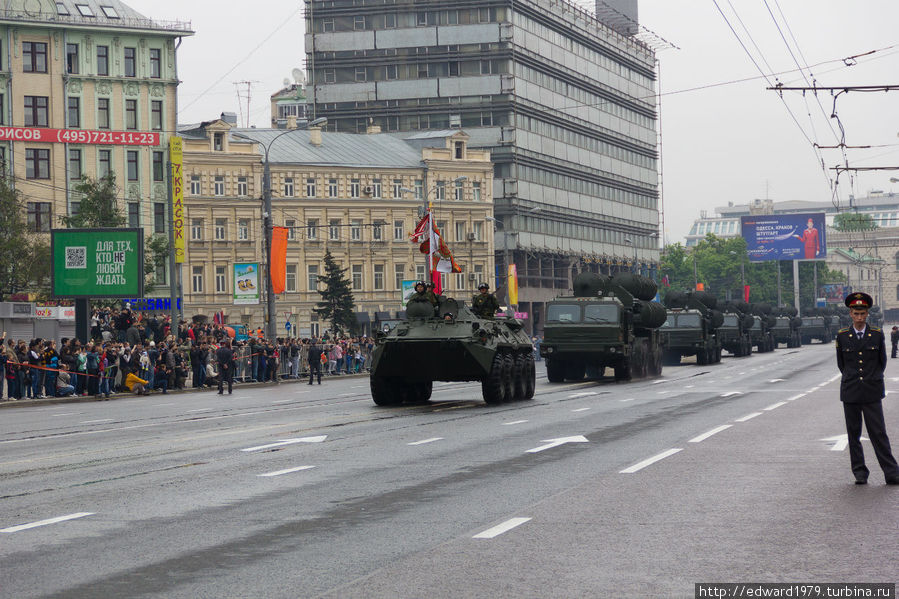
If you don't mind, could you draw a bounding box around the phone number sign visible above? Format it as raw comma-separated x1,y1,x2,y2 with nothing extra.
0,126,160,146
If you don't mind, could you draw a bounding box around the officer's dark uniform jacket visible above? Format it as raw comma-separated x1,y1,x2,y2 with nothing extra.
409,290,437,306
471,292,500,319
836,325,887,403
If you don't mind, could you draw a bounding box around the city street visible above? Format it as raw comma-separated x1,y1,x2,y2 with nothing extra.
1,342,897,598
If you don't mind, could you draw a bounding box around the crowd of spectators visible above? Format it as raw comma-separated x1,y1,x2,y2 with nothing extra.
0,307,376,402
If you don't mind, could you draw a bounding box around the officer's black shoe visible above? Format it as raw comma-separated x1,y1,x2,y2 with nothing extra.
854,477,868,485
885,477,899,485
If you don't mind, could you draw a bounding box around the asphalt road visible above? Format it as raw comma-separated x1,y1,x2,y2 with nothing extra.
1,342,897,598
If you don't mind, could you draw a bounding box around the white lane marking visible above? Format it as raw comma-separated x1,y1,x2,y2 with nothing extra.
408,437,443,446
735,412,762,422
763,402,787,411
473,517,532,539
618,398,635,403
241,436,328,452
502,420,529,426
79,419,113,424
688,425,732,443
351,385,366,388
272,399,293,404
339,393,354,397
526,436,589,453
53,413,80,417
651,380,667,385
152,403,174,407
572,407,592,412
620,448,683,474
720,391,742,398
568,392,598,399
258,465,316,477
827,374,841,383
786,393,807,401
187,408,211,413
685,385,695,389
768,379,785,383
294,390,310,394
821,434,867,451
738,372,746,375
1,512,94,533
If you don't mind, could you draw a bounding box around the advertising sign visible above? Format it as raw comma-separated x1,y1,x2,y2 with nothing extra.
741,213,826,262
51,229,144,298
401,280,418,307
823,284,852,304
169,136,185,263
0,126,160,146
233,263,260,305
507,264,519,306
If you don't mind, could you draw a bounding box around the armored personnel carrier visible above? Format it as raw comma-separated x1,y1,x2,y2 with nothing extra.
368,297,535,406
541,272,666,382
660,290,724,365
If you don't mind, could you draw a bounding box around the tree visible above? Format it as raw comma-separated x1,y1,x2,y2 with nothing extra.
315,250,356,337
0,177,51,301
833,211,876,232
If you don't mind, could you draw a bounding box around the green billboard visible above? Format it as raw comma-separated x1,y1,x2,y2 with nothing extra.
52,228,144,298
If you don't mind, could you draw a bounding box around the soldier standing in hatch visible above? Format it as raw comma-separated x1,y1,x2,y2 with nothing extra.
472,283,500,319
835,292,899,485
408,281,437,308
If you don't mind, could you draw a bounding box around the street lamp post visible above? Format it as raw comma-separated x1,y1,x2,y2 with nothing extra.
624,237,637,273
233,117,326,340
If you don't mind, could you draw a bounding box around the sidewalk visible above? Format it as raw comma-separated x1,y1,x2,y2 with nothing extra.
0,370,370,409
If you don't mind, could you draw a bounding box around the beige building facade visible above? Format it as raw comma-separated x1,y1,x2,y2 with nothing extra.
180,119,495,337
827,227,899,321
1,0,192,297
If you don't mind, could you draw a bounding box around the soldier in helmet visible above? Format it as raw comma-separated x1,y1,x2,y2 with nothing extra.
425,281,441,305
408,281,437,307
472,283,500,319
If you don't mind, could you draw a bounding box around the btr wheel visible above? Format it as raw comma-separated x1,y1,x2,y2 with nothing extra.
501,353,515,400
524,355,536,399
371,376,398,406
511,353,528,400
482,352,508,404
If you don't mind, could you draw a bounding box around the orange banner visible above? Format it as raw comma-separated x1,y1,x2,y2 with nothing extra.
271,227,288,294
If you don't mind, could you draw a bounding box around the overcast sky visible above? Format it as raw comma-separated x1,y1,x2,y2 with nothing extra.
127,0,899,245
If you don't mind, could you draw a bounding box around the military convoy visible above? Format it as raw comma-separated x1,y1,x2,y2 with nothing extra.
800,314,834,344
660,290,724,365
748,304,777,353
771,306,803,348
540,272,667,382
369,296,535,406
718,301,755,357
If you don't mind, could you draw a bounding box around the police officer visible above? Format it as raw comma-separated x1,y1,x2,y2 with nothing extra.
835,292,899,485
307,339,323,385
471,283,500,319
215,339,235,395
408,281,437,307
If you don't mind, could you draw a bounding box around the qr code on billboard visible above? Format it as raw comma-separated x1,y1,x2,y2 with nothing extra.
65,246,87,269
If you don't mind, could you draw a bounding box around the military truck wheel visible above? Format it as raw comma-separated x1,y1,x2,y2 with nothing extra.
482,352,508,404
546,358,565,383
697,347,708,365
648,346,663,376
370,376,397,406
663,350,681,366
524,356,536,399
714,346,722,363
614,358,632,381
412,381,433,403
502,353,515,400
565,361,586,381
511,353,528,400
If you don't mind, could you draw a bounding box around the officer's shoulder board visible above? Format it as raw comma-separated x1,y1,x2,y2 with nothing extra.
838,327,850,334
870,326,882,332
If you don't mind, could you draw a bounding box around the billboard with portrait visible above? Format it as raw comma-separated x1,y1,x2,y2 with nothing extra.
741,213,826,262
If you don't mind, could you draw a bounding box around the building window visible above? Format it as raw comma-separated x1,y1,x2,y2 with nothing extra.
76,3,95,17
214,176,224,196
24,96,49,127
394,220,404,240
237,177,247,196
473,181,481,202
350,179,360,198
127,203,139,228
124,47,136,77
149,48,161,78
214,219,227,241
66,43,79,74
23,42,47,73
125,99,137,130
416,265,426,281
394,264,405,289
329,219,340,241
351,220,362,241
68,149,82,180
151,100,163,131
192,266,203,293
306,178,316,198
354,67,366,82
454,179,464,201
393,179,403,198
385,13,396,28
100,5,119,18
307,219,318,240
190,175,201,195
191,218,203,241
26,202,52,232
97,45,109,75
456,272,465,290
56,2,70,15
98,149,111,178
352,265,363,290
323,69,336,84
473,221,483,241
414,179,423,200
307,265,319,291
328,179,338,197
126,150,138,181
25,149,50,179
373,264,384,290
286,265,297,292
455,222,466,242
386,65,397,80
454,141,464,159
283,177,294,197
98,98,110,129
436,180,446,201
353,15,366,30
152,151,164,182
213,132,223,151
238,219,249,241
154,202,166,233
322,18,334,32
371,179,382,198
215,266,227,293
372,221,383,241
285,219,296,240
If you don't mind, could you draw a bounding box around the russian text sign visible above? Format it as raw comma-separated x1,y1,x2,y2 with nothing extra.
52,229,144,298
741,213,826,262
169,136,185,263
0,126,160,146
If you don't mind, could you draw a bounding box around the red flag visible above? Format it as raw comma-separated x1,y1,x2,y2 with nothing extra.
271,226,288,294
430,270,442,295
743,284,750,303
410,214,429,243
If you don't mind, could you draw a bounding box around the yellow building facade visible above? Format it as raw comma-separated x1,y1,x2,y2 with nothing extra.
1,0,192,296
180,119,495,336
